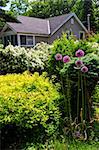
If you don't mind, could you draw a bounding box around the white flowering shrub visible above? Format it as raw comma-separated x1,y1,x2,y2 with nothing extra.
28,42,50,72
0,44,3,49
0,42,50,74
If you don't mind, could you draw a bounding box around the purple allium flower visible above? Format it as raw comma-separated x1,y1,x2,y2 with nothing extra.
75,49,85,57
81,66,88,73
63,55,70,63
75,60,83,67
55,53,62,61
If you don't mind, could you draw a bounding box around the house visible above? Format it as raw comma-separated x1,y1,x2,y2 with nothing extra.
0,13,88,47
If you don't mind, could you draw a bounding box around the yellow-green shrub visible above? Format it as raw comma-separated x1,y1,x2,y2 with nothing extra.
0,72,60,136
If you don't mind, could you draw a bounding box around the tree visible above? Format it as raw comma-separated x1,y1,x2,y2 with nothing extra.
72,0,99,31
0,1,9,31
10,0,29,15
0,0,9,7
93,0,99,31
0,0,17,31
25,0,78,18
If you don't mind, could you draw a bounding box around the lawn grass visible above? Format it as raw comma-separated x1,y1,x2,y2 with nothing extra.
25,139,99,150
67,140,99,150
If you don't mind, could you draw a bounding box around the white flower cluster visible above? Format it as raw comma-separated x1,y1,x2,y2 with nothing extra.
0,42,50,74
87,42,99,55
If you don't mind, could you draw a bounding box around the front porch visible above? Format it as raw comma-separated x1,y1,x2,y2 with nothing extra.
2,33,35,47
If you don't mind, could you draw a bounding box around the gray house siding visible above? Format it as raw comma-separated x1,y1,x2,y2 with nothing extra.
49,17,85,44
65,17,85,38
35,36,49,44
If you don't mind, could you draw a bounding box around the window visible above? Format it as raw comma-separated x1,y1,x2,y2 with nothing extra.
11,35,18,46
20,35,26,45
79,31,85,40
20,35,33,46
4,36,11,47
27,36,33,45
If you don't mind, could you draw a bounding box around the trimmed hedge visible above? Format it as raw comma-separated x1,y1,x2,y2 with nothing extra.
0,72,60,136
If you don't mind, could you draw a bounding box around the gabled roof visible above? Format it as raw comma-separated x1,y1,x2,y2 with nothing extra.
16,16,50,35
48,13,72,33
1,13,88,36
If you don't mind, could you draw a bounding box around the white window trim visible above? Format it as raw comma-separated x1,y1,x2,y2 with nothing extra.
79,31,85,40
17,34,21,46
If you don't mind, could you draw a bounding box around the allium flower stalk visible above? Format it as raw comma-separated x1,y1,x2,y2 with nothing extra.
63,55,71,119
81,66,88,73
75,49,85,57
63,55,70,63
55,53,62,61
55,53,71,120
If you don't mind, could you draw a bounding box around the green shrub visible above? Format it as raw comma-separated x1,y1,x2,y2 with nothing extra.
92,85,99,103
0,42,50,74
76,40,99,54
48,34,99,77
0,72,60,137
87,33,99,43
51,34,77,56
48,48,99,119
63,53,98,118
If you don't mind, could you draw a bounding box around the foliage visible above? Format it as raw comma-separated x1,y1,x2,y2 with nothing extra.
0,1,17,31
30,42,50,72
52,50,98,141
48,34,99,76
48,34,99,120
60,53,98,118
0,42,50,74
92,85,99,103
81,0,94,29
51,34,76,56
76,40,99,55
0,72,60,137
10,0,29,15
10,0,77,18
71,0,99,31
0,0,9,7
24,138,99,150
87,33,99,43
